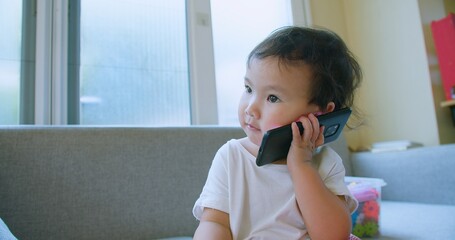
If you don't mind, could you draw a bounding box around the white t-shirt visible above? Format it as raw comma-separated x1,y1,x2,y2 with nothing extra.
193,139,358,240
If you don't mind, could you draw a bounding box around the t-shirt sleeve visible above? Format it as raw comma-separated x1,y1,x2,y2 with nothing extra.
317,146,359,213
193,143,231,220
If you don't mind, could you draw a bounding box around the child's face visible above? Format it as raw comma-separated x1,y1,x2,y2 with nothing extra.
238,57,321,147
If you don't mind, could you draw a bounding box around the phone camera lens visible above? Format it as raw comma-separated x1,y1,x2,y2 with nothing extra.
324,124,339,137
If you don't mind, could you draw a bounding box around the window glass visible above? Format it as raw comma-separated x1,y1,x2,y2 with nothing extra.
211,0,293,125
79,0,190,125
0,0,22,124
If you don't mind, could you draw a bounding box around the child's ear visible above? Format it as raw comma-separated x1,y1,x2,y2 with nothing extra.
325,102,335,113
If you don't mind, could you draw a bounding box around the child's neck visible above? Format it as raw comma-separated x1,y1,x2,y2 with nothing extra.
239,137,259,157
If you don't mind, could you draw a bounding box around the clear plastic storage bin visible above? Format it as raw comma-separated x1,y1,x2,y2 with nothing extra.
345,176,387,238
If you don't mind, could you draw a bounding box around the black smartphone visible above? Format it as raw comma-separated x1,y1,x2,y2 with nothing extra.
255,107,352,166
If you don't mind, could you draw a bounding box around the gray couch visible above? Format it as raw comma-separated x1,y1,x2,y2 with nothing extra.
0,126,454,240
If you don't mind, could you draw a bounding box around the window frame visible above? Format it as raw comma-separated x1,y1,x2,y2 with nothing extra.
20,0,37,124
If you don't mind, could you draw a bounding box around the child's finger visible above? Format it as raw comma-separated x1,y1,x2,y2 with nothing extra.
308,113,320,142
300,117,313,142
291,122,302,144
315,126,325,146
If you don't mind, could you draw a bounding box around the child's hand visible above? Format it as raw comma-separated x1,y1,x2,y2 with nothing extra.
287,113,324,166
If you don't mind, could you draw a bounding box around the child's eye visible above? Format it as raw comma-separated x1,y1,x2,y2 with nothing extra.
267,95,280,103
245,85,252,93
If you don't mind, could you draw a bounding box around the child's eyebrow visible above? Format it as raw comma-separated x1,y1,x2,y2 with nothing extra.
244,77,287,93
265,83,287,93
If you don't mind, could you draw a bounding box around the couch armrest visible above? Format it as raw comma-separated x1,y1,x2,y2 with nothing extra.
351,144,455,205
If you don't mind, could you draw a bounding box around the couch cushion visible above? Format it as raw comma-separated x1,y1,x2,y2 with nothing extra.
379,201,455,239
0,217,17,240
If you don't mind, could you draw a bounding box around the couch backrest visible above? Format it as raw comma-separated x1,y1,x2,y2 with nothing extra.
0,126,245,240
0,126,351,240
351,144,455,205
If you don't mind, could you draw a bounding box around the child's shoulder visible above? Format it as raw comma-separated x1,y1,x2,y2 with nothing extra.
215,137,256,164
222,137,243,148
314,145,343,163
314,146,345,175
217,137,247,153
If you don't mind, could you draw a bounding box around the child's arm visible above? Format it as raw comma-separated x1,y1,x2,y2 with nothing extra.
287,114,352,240
193,208,232,240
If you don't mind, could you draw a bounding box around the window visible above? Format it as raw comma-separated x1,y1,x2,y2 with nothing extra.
78,1,190,125
0,0,309,125
0,1,23,124
211,0,295,125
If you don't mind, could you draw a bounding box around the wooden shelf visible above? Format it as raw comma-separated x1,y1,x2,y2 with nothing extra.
441,99,455,108
441,100,455,126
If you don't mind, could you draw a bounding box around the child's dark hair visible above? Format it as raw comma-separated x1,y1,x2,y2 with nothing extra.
247,26,362,124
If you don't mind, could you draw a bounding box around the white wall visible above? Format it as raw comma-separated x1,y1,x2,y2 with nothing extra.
309,0,348,40
310,0,445,150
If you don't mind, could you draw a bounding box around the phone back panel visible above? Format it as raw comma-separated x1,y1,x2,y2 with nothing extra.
256,108,351,166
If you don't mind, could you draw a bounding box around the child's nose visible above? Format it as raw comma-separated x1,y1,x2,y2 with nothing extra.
245,99,260,118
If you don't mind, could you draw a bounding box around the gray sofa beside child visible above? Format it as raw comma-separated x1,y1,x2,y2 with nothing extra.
0,126,454,239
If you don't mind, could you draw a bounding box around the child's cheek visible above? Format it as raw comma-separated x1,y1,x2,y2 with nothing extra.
267,124,285,132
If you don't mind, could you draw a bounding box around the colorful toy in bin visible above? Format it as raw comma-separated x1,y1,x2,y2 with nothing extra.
345,177,386,238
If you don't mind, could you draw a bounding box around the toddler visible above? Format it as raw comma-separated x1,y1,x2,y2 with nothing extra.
193,26,362,240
